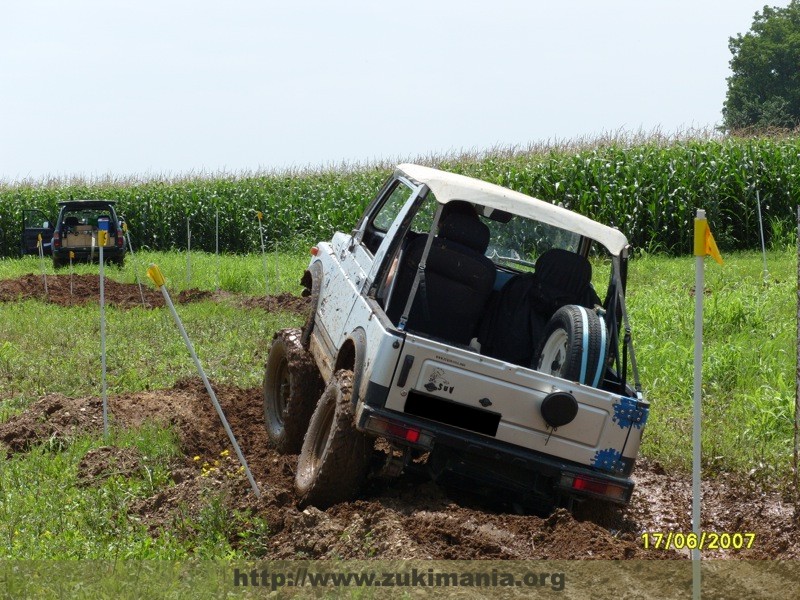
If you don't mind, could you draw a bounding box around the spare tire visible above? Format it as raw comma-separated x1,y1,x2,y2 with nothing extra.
263,327,324,454
535,305,608,388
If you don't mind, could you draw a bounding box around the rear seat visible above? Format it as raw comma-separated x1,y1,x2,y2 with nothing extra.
478,248,600,366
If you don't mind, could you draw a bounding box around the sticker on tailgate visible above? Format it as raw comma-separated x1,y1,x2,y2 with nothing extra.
422,367,455,395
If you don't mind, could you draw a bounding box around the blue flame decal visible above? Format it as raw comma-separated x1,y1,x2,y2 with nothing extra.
592,448,624,473
613,397,649,429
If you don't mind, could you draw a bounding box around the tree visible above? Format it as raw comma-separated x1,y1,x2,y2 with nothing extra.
722,1,800,131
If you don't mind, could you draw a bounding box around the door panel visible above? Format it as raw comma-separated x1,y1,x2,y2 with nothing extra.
21,209,53,255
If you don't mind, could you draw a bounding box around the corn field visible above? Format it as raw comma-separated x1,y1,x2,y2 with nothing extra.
1,133,799,257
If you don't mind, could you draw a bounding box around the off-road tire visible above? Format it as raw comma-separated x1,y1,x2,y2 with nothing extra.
263,327,324,454
52,255,65,270
535,305,608,388
295,369,372,508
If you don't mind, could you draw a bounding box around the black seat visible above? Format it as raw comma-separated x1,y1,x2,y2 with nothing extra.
529,248,601,320
386,207,495,345
477,248,601,367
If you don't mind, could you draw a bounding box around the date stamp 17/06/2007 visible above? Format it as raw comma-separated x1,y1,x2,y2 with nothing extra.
641,532,756,551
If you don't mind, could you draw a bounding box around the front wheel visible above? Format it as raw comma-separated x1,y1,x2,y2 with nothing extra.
535,305,608,388
295,369,372,508
263,328,324,454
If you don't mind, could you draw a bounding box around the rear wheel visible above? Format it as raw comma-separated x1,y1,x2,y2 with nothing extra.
295,369,372,508
536,305,608,388
263,328,324,453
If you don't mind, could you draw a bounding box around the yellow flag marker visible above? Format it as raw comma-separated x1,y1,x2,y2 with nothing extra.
691,208,722,598
693,212,723,265
98,230,108,246
145,263,261,497
256,211,263,221
147,264,166,288
69,251,75,260
37,233,42,248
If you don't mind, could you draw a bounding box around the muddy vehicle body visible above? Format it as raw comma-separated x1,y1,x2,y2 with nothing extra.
22,200,126,268
264,164,649,512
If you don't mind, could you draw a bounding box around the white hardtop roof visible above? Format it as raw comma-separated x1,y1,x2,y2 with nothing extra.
397,163,629,256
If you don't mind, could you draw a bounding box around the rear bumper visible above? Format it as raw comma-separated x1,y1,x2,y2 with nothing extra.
358,404,635,506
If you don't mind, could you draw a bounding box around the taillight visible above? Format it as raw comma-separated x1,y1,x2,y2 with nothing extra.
559,472,630,503
364,415,433,447
310,246,319,256
52,231,61,249
116,234,124,248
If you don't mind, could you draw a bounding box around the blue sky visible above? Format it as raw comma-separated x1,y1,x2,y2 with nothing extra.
0,0,784,181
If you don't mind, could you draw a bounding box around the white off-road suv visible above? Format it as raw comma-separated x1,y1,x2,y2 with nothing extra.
264,164,649,512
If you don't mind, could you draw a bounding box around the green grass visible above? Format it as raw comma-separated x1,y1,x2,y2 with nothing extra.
628,248,796,481
0,251,308,411
0,252,308,412
0,248,796,563
0,425,185,559
0,249,313,296
0,252,304,561
0,292,301,412
0,424,272,561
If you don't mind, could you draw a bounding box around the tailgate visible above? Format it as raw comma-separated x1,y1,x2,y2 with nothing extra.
383,334,647,473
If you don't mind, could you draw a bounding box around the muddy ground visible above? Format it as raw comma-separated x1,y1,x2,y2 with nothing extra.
0,273,309,312
1,274,797,561
1,378,797,561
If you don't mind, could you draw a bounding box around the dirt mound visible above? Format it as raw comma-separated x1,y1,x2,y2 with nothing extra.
0,274,309,313
0,273,189,308
0,393,101,454
1,380,797,560
238,292,310,314
77,446,143,485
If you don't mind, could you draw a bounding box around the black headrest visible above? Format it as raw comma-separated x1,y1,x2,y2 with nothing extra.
438,212,490,253
533,248,592,293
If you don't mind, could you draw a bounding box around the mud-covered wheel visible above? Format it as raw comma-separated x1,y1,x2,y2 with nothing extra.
295,369,372,508
263,327,324,454
535,305,608,388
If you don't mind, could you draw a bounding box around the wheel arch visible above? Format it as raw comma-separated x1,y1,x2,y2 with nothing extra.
334,327,367,408
300,260,324,348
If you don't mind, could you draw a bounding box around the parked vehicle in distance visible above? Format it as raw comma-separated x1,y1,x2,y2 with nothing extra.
264,164,649,514
22,200,126,268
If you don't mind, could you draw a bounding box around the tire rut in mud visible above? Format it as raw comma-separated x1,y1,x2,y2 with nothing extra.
1,379,797,560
